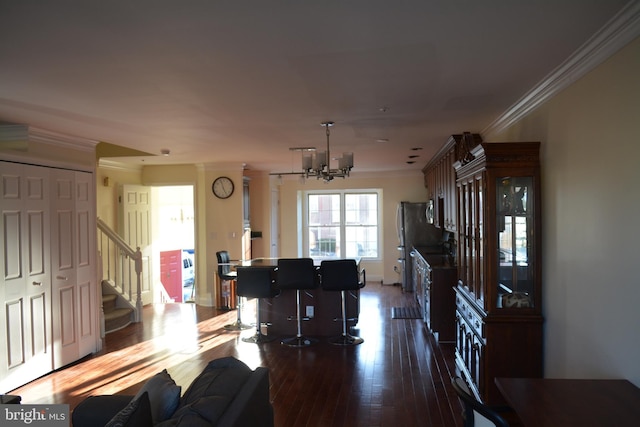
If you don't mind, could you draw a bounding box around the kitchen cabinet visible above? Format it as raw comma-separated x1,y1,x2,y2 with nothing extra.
423,133,482,232
453,136,543,405
412,247,457,343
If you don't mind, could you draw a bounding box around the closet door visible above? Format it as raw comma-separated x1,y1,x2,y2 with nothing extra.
50,169,79,368
50,169,97,369
0,162,52,392
75,171,97,357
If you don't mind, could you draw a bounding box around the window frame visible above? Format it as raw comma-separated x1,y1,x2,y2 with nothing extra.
302,188,382,260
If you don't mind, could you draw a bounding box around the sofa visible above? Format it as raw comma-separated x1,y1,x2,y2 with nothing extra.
72,357,273,427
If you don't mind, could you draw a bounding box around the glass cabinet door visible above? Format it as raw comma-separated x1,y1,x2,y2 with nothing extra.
475,174,484,304
496,176,535,309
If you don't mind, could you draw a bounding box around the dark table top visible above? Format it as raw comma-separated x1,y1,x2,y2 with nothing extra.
495,377,640,427
238,257,360,268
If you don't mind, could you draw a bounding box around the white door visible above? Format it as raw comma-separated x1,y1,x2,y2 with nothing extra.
119,185,152,305
0,162,52,392
50,169,79,369
74,171,97,357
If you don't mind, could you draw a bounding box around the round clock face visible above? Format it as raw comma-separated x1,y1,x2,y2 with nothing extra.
212,176,234,199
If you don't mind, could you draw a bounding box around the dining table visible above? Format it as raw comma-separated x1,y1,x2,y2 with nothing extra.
494,377,640,426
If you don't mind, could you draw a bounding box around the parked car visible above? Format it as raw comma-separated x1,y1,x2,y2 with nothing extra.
182,249,195,287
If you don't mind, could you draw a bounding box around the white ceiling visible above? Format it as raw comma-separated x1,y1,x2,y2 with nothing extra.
0,1,634,173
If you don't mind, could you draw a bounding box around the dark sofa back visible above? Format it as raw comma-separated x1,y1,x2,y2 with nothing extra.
156,357,273,427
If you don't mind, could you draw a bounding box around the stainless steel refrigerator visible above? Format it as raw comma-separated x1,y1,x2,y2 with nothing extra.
396,201,441,292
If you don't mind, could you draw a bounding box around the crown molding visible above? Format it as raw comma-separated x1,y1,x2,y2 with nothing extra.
199,162,247,172
0,124,29,142
0,123,99,152
29,127,99,152
484,0,640,136
98,158,144,172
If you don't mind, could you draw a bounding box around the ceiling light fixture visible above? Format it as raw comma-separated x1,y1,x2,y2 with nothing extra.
270,121,354,183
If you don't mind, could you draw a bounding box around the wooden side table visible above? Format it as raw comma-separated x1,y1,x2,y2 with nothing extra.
215,273,237,310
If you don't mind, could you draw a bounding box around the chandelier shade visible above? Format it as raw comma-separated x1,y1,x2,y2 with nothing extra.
271,121,354,183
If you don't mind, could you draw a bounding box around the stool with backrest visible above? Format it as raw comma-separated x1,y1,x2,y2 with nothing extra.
276,258,319,347
236,266,279,343
217,251,251,330
320,259,366,345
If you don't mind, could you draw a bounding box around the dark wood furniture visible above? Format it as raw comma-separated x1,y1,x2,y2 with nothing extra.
454,136,543,405
412,247,456,342
495,377,640,426
423,133,483,232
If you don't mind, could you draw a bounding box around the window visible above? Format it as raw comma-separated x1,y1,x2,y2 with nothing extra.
305,190,380,259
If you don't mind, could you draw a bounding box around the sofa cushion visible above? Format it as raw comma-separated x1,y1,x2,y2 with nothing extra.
72,394,134,427
156,357,252,426
105,391,153,427
133,369,181,423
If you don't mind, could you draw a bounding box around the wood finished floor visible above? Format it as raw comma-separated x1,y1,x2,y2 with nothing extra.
11,284,464,427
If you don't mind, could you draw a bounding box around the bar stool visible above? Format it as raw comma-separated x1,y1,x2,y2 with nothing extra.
320,259,366,345
276,258,319,347
217,251,251,331
236,266,279,343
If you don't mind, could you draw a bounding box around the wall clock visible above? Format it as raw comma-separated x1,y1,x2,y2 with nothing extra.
212,176,234,199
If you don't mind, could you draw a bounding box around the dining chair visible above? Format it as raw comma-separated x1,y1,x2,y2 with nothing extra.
319,259,365,345
451,376,510,427
275,258,319,347
217,250,251,330
236,266,280,343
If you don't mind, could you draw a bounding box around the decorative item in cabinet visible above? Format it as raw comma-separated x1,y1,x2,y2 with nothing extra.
453,136,543,406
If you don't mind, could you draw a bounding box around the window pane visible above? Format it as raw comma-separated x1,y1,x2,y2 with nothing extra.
345,193,378,225
345,193,378,257
308,194,340,257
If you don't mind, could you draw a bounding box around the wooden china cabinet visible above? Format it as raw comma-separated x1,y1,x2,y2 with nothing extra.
453,134,543,405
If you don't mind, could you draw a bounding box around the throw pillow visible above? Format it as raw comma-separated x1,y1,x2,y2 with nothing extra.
134,369,182,423
105,391,152,427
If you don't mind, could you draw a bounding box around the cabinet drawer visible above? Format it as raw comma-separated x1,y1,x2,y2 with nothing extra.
456,294,484,338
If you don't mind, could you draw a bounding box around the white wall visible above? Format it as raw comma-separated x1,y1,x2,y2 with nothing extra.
486,37,640,385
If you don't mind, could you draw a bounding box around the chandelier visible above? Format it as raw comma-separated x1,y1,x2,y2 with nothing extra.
271,121,354,183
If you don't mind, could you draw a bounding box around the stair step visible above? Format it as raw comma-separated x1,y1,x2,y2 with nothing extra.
102,294,118,313
104,307,134,333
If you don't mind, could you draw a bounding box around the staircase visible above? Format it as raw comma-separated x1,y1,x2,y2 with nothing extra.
97,218,143,334
102,281,136,333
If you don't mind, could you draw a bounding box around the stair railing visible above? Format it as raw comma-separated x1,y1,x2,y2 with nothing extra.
97,217,143,322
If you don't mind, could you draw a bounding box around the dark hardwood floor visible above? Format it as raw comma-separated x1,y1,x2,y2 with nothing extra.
11,284,464,427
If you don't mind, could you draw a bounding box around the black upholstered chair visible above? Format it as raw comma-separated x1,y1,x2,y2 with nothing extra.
236,266,279,343
320,259,365,345
217,251,251,330
275,258,319,347
451,376,510,427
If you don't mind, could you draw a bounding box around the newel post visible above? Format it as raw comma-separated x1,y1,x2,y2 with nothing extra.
134,246,143,322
